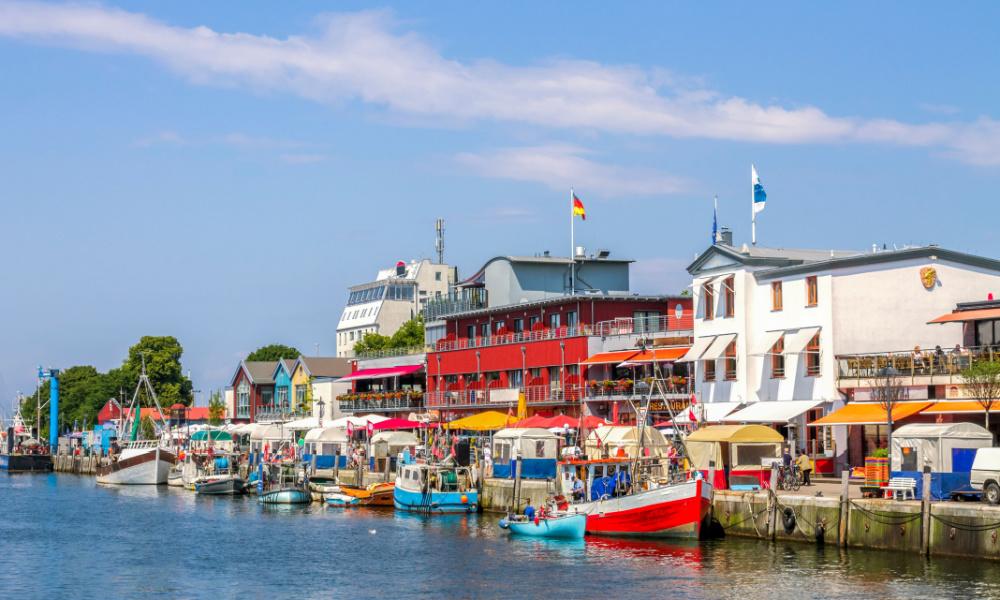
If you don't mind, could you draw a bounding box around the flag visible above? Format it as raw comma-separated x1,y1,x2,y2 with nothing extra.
572,193,586,220
366,420,374,436
752,165,766,214
712,196,718,244
347,421,354,437
688,393,697,422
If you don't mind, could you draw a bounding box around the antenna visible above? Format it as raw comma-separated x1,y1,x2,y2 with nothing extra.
435,218,445,264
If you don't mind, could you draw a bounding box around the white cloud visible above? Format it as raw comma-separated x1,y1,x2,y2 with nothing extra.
3,2,1000,164
457,145,690,197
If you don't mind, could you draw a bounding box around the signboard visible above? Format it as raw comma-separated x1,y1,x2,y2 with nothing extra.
489,388,520,404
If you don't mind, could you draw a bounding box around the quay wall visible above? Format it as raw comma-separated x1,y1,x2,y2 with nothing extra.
53,455,99,475
481,478,557,513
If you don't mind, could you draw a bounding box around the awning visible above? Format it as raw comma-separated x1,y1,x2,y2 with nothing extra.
337,364,423,382
584,347,690,366
809,401,931,426
686,424,784,443
671,401,743,424
783,327,821,354
724,400,824,424
754,330,786,356
929,307,1000,324
582,350,643,365
922,401,1000,414
701,333,737,360
446,410,518,431
677,336,717,363
371,418,425,431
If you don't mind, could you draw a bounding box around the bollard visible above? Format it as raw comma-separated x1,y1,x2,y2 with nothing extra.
921,466,932,556
839,470,850,548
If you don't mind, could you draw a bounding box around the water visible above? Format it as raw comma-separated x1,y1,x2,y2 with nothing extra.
2,474,999,599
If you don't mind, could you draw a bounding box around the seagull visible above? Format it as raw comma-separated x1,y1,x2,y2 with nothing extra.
368,529,377,535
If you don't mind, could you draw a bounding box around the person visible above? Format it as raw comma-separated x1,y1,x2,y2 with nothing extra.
934,345,945,369
482,444,492,478
524,503,536,521
950,344,964,372
571,475,585,502
782,447,792,468
912,345,925,370
796,450,812,486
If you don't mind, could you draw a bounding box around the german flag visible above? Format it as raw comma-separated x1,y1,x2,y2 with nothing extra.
572,193,586,220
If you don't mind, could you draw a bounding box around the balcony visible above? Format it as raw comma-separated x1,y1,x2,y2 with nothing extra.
336,391,424,414
592,315,691,338
435,325,592,352
254,407,304,423
354,346,428,360
836,345,999,384
425,385,581,410
582,377,692,401
422,289,488,321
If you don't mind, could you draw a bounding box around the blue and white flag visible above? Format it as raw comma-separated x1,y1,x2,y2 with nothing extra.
712,196,718,244
752,165,766,214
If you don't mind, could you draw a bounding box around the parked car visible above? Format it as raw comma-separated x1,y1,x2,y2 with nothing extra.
970,448,1000,504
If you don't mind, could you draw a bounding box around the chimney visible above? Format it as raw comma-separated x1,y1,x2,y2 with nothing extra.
718,227,733,246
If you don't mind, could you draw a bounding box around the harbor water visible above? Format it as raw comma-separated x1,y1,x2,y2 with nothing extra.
3,474,1000,599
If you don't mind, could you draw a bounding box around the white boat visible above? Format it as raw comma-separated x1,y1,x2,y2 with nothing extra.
167,465,184,487
96,441,176,485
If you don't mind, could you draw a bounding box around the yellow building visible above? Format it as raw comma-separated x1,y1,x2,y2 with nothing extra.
289,357,351,413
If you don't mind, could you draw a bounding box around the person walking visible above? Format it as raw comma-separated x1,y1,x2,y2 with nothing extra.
796,450,812,486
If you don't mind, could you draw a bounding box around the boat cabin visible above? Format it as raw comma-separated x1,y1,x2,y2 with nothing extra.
584,426,671,459
396,463,476,495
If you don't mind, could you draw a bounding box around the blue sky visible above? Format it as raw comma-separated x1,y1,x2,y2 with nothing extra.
2,1,1000,408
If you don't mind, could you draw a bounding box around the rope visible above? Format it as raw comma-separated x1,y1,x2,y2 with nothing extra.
848,500,923,525
930,512,1000,532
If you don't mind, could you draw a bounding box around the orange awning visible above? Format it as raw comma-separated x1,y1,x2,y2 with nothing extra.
922,401,1000,414
928,307,1000,324
581,347,689,365
809,401,931,426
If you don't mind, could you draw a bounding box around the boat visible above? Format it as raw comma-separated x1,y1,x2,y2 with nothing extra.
195,475,246,495
325,493,361,507
339,481,394,506
307,476,341,502
393,462,478,513
258,487,311,505
167,465,184,487
1,406,53,473
500,512,586,539
96,441,176,485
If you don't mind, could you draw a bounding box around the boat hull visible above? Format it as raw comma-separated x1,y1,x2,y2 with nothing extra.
258,488,311,505
393,486,478,514
341,483,395,506
0,454,53,473
570,479,712,539
96,448,175,485
326,493,361,507
167,468,184,487
504,514,586,539
196,477,246,495
308,479,341,502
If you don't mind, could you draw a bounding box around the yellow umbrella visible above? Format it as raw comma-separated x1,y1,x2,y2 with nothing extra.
446,410,517,431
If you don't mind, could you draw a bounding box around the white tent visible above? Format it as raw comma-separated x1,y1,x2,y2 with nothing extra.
890,422,993,472
304,427,349,456
249,424,292,442
284,416,321,430
326,414,390,429
493,428,559,462
371,431,419,458
584,426,670,458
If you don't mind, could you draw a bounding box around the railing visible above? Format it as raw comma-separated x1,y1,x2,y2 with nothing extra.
421,290,489,321
434,325,592,352
354,346,429,359
836,345,999,380
424,385,582,409
336,392,424,413
254,407,304,423
582,378,692,400
592,315,690,337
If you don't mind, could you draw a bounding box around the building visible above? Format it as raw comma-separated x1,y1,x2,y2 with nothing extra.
289,356,352,416
336,258,455,358
426,294,693,422
229,360,278,423
684,238,1000,469
336,353,428,417
271,359,295,417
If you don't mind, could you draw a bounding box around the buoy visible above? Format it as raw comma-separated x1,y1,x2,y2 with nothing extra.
460,494,468,503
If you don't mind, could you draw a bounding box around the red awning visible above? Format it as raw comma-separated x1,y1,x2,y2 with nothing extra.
371,418,425,431
581,347,689,366
337,364,424,382
928,307,1000,324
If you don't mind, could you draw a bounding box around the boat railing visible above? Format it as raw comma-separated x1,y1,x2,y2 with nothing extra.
120,440,162,450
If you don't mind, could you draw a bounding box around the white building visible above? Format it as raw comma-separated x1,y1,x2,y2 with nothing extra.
336,259,455,357
682,240,1000,466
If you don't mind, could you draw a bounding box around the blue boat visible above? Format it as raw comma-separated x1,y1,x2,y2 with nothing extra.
325,493,360,507
499,513,586,539
258,487,311,505
393,463,478,513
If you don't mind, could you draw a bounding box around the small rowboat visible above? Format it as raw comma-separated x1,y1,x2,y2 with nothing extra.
339,482,395,506
307,477,341,502
499,513,586,539
258,488,311,505
196,475,246,495
325,493,361,507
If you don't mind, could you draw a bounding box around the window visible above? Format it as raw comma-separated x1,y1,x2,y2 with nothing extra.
295,385,306,406
634,310,661,333
806,333,821,376
237,381,250,418
566,311,578,329
806,276,818,306
513,318,524,333
466,325,476,341
276,387,289,409
480,323,489,339
771,336,785,378
550,313,561,329
529,316,540,330
535,440,546,458
723,276,735,318
702,283,714,321
435,271,442,281
508,369,523,388
771,281,783,311
724,341,737,380
736,444,780,467
703,360,716,381
261,389,273,408
495,320,506,333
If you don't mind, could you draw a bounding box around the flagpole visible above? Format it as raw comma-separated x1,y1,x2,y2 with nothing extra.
570,187,575,294
751,164,757,246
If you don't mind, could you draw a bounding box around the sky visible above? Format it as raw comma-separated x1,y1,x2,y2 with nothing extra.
2,1,1000,410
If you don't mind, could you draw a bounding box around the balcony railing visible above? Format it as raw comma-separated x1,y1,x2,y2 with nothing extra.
354,346,428,360
435,325,592,352
836,345,1000,380
582,378,692,400
591,315,690,338
336,391,424,414
421,289,489,321
254,407,305,423
425,385,582,409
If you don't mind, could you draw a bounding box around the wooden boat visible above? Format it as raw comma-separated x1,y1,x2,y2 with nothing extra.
258,487,311,505
196,475,246,495
325,493,360,507
500,513,586,539
340,482,394,506
393,463,478,514
167,465,184,487
307,476,341,502
96,441,176,485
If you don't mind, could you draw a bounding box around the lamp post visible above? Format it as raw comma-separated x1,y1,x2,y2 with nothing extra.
316,397,326,428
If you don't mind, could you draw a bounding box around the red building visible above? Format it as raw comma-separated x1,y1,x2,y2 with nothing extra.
229,360,278,422
426,295,693,421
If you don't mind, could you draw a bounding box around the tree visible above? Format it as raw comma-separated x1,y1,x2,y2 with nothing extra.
208,390,226,426
870,366,905,454
390,316,425,348
120,336,193,407
961,360,1000,440
247,344,301,362
353,332,391,355
139,415,157,440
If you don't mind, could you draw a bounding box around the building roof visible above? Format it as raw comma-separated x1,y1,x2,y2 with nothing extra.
296,356,352,378
231,360,279,386
458,254,632,287
689,243,1000,280
439,293,680,320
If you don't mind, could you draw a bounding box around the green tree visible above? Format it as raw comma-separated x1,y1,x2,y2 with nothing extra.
389,316,425,348
353,333,391,355
208,390,226,426
139,415,157,440
19,366,118,440
961,360,1000,440
247,344,301,362
120,336,193,406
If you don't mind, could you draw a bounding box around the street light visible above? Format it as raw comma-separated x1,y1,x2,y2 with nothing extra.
316,397,326,428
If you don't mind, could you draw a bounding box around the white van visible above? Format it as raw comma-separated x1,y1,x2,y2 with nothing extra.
970,447,1000,504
